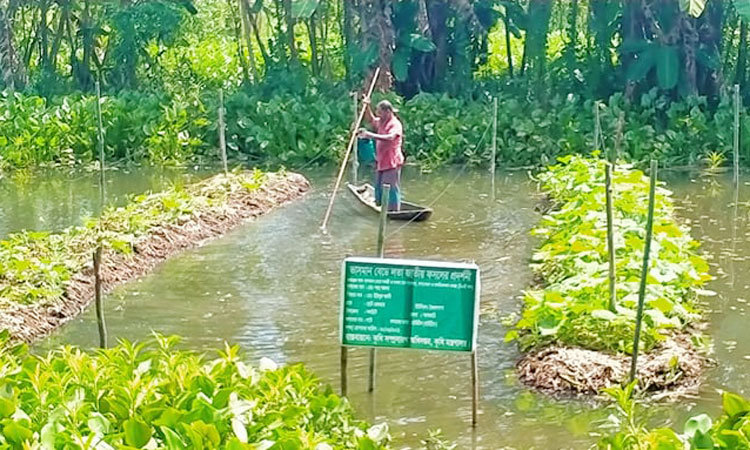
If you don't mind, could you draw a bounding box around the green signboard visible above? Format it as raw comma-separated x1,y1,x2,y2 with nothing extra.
340,257,480,352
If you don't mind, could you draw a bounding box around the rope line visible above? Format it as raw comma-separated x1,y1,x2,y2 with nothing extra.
385,117,494,239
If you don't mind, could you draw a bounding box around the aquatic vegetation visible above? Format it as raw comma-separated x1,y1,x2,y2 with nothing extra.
507,155,712,354
0,333,388,449
2,87,749,171
599,383,750,450
0,170,267,307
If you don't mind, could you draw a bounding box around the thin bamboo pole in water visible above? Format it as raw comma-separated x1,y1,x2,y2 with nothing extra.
94,245,107,348
321,68,380,231
605,163,617,312
734,84,741,186
630,160,658,383
219,89,228,174
369,184,390,393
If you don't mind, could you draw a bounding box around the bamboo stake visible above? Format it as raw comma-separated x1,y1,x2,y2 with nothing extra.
94,245,107,348
321,68,381,230
605,163,617,312
629,160,658,384
340,346,348,396
734,84,741,186
95,80,105,206
352,92,359,185
219,89,228,174
594,101,602,151
369,184,390,393
471,350,479,427
491,97,498,200
614,111,624,164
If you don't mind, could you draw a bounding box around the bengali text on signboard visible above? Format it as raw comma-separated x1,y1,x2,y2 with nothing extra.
340,257,480,352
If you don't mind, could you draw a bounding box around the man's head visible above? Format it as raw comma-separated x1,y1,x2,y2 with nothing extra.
376,100,397,121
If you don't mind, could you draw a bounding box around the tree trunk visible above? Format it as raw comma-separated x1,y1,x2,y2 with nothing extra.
0,5,24,91
49,4,68,73
307,15,319,77
78,0,94,90
283,0,297,61
737,20,747,88
504,14,513,78
566,0,578,74
39,0,49,69
239,0,260,81
249,12,270,66
343,0,354,81
228,0,250,83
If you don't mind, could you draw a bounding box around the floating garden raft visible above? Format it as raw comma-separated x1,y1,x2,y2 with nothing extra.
0,170,310,342
506,155,712,396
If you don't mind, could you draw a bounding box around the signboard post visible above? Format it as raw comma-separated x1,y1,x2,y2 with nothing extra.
340,256,481,425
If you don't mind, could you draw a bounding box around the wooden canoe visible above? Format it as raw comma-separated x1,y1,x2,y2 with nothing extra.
346,183,433,222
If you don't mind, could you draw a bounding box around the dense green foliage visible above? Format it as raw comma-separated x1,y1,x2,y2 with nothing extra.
599,383,750,449
2,1,750,169
506,155,712,353
4,85,750,171
0,333,389,449
0,170,265,306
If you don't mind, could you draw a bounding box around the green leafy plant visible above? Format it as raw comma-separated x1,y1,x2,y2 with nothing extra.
0,332,389,449
507,155,712,354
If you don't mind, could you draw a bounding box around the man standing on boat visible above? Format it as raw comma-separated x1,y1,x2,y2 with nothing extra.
358,98,404,211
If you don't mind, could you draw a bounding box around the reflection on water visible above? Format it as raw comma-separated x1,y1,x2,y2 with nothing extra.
3,165,746,449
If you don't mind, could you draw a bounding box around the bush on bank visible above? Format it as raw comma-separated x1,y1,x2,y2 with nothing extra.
0,333,388,449
506,155,711,354
1,85,748,171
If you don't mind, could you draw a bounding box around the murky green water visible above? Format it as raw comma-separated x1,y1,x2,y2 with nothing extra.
3,166,748,449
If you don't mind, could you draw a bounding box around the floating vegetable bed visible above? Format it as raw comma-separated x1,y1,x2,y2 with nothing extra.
507,155,712,395
0,333,388,449
0,170,310,342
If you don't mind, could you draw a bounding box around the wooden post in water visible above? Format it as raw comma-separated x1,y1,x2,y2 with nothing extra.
471,350,479,427
605,163,617,312
352,92,359,186
340,347,348,396
369,184,390,393
594,101,602,151
95,80,106,206
94,79,108,349
629,160,658,384
491,97,498,200
219,89,228,174
614,111,624,164
93,245,107,348
734,84,741,186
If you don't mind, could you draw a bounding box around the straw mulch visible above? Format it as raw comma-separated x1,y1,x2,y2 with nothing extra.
0,172,310,343
517,334,706,398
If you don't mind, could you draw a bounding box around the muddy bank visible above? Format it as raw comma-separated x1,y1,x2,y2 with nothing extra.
0,172,310,343
517,333,708,398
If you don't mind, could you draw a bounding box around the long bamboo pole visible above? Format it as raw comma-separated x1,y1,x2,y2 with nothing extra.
605,163,617,312
321,68,380,230
734,84,741,186
629,160,658,383
94,245,107,348
219,89,228,174
491,97,498,200
369,184,390,393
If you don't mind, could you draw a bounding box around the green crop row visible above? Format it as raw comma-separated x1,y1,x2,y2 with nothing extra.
506,155,712,354
0,170,266,309
2,85,749,171
0,333,388,449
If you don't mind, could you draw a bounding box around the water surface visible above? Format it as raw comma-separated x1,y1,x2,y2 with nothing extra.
6,166,747,449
